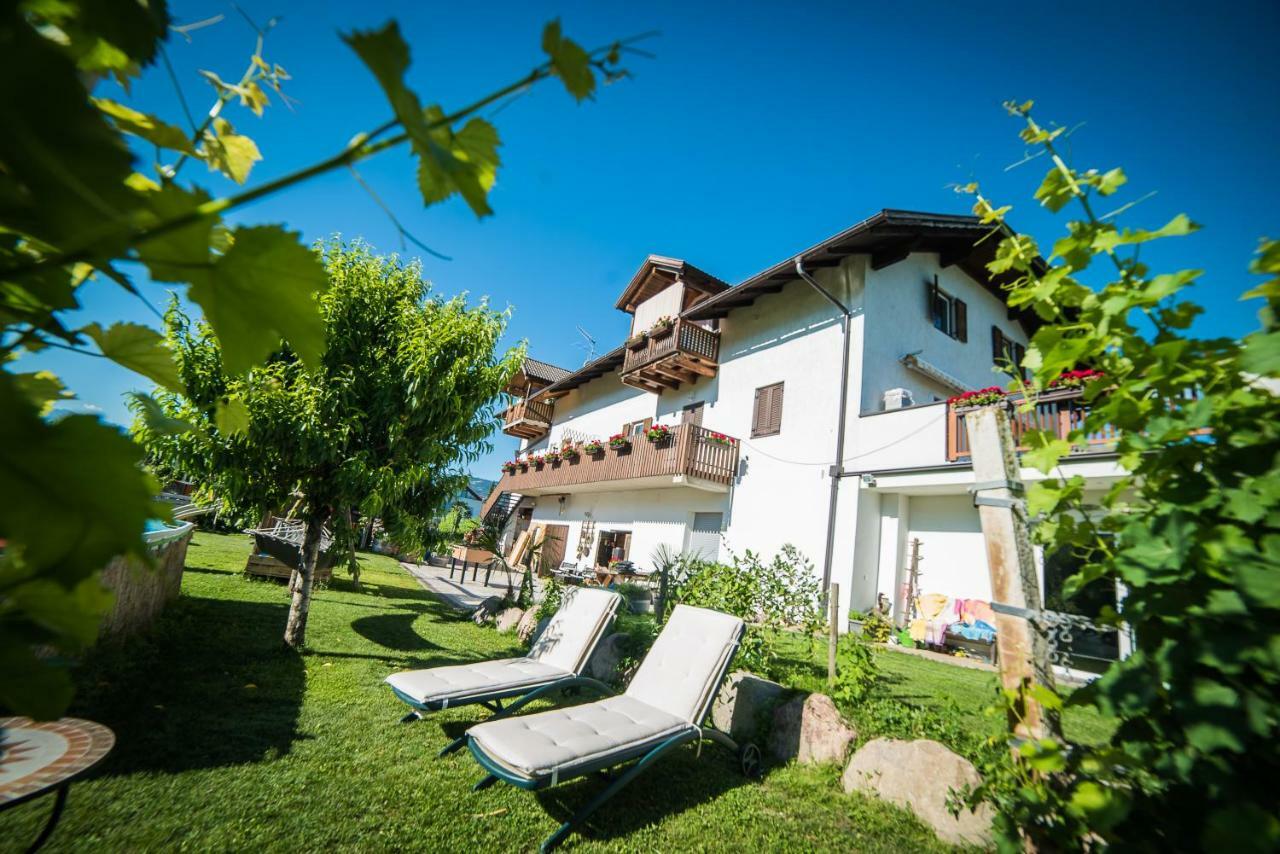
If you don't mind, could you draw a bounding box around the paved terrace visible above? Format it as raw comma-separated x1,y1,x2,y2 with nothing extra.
401,556,544,612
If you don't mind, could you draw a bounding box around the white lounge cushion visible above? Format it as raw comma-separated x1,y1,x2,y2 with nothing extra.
527,586,620,674
468,695,690,780
624,605,744,722
386,657,569,705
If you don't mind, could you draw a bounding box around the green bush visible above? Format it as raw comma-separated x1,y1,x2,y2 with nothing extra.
535,578,563,623
831,635,878,707
862,613,892,644
667,544,822,674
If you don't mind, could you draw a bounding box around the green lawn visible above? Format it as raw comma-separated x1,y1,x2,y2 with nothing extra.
3,531,960,852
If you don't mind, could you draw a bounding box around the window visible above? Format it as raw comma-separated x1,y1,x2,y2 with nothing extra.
687,512,723,562
752,382,784,438
926,275,967,341
991,326,1028,380
622,418,651,436
681,401,704,426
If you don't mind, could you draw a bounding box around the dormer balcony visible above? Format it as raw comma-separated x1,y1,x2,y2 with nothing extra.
620,319,720,394
502,398,554,440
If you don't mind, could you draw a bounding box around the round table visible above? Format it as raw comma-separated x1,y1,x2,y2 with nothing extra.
0,717,115,852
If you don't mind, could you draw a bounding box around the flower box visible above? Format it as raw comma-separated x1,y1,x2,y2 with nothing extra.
501,461,517,475
516,460,529,471
645,424,672,443
608,433,631,450
1048,369,1105,390
530,455,546,469
947,386,1009,408
648,316,674,339
625,333,648,351
545,450,561,464
582,440,604,455
561,445,581,461
705,431,735,447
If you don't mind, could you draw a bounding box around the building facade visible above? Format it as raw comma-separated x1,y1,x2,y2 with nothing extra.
483,210,1125,640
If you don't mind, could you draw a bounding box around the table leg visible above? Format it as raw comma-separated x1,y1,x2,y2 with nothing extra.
27,784,68,854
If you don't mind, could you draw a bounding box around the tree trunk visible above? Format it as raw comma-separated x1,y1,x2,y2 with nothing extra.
344,508,362,589
284,511,328,649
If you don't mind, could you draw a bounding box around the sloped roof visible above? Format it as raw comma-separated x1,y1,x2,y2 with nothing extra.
522,357,571,385
614,255,730,312
530,346,627,400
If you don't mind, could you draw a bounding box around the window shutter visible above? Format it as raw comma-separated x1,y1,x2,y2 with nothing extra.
642,417,653,432
954,299,968,342
769,383,784,434
1013,342,1027,379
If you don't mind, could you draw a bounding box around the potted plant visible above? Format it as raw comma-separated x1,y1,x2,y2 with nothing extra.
648,316,674,338
1048,368,1106,390
561,443,581,461
645,423,672,444
608,433,631,450
625,331,648,350
616,581,654,615
847,608,869,636
582,439,604,455
545,449,561,464
705,431,735,447
516,458,530,472
947,386,1009,409
501,460,517,475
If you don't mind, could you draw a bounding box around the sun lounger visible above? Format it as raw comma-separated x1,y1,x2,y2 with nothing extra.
385,586,621,756
464,604,761,852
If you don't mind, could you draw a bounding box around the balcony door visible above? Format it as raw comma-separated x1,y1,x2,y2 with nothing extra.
681,401,704,427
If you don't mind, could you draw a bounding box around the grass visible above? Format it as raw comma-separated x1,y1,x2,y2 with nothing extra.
2,531,959,853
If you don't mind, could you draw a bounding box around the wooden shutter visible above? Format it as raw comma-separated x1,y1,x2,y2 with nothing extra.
954,298,968,342
753,382,783,437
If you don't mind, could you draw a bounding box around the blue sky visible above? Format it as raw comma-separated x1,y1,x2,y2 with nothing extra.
30,0,1280,478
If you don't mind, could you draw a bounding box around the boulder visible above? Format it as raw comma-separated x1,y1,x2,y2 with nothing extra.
516,609,541,644
841,738,993,846
711,670,786,742
585,633,627,682
495,607,524,633
472,595,504,626
768,693,857,765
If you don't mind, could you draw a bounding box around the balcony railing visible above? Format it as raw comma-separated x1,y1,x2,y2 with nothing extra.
498,424,739,493
945,387,1119,462
503,398,554,440
620,320,720,393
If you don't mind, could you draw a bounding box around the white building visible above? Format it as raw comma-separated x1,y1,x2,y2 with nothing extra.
483,209,1124,655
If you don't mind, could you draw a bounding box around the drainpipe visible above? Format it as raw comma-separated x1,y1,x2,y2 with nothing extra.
794,257,853,610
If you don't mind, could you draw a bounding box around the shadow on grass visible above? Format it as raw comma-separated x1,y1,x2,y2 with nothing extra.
350,611,444,652
530,743,748,844
73,595,306,778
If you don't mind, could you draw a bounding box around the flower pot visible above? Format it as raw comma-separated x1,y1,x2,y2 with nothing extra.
649,324,673,340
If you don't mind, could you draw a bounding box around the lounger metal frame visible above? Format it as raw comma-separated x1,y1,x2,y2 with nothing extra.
464,623,757,853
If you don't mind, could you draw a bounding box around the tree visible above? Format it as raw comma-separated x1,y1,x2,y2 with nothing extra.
960,102,1280,850
0,3,632,715
137,240,521,647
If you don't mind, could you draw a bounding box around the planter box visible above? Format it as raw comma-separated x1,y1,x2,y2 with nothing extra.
452,545,496,564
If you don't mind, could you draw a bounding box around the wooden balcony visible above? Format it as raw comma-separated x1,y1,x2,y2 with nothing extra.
503,398,553,440
497,425,739,495
620,320,719,394
946,387,1119,462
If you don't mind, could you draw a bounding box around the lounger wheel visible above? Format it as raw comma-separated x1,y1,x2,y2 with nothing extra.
738,742,762,779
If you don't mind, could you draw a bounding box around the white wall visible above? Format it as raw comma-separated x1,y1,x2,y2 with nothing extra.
860,253,1030,412
849,401,950,472
631,281,683,335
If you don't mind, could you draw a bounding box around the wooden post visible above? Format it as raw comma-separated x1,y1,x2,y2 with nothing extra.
827,583,839,688
964,405,1061,742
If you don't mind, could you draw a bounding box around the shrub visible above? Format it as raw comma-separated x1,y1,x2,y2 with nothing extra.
831,635,879,707
535,578,563,623
862,612,893,643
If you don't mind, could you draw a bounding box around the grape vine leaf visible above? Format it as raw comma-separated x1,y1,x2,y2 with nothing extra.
82,321,185,393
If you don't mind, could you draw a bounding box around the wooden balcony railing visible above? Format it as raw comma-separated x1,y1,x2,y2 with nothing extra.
620,320,720,393
503,398,554,440
498,424,739,493
945,387,1119,462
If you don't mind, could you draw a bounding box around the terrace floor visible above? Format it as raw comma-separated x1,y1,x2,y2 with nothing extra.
0,531,1111,851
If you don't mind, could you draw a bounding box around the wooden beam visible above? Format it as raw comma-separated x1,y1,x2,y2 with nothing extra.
870,241,914,271
651,361,697,385
673,356,717,378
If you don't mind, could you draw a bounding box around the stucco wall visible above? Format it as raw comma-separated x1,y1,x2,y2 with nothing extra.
631,281,683,336
860,253,1030,412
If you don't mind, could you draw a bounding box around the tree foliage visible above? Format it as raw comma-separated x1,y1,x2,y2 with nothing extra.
137,241,522,646
1,3,627,714
960,102,1280,851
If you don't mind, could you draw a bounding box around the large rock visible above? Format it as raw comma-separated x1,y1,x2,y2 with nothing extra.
516,608,541,644
768,693,857,765
495,607,524,633
841,738,993,846
585,633,627,682
472,595,504,626
711,670,786,742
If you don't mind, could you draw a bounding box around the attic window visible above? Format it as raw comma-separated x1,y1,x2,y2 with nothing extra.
927,275,967,342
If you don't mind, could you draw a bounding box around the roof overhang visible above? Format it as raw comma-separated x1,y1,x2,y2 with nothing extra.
682,209,1043,333
530,346,627,400
614,255,730,312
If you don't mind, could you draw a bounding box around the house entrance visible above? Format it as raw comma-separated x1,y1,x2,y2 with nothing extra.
594,530,631,569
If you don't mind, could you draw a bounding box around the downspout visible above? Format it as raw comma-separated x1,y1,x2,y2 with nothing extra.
794,257,853,609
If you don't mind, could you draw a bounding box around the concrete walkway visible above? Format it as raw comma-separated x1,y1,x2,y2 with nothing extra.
401,559,541,612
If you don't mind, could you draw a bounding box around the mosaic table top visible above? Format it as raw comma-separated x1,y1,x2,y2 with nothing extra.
0,718,114,807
